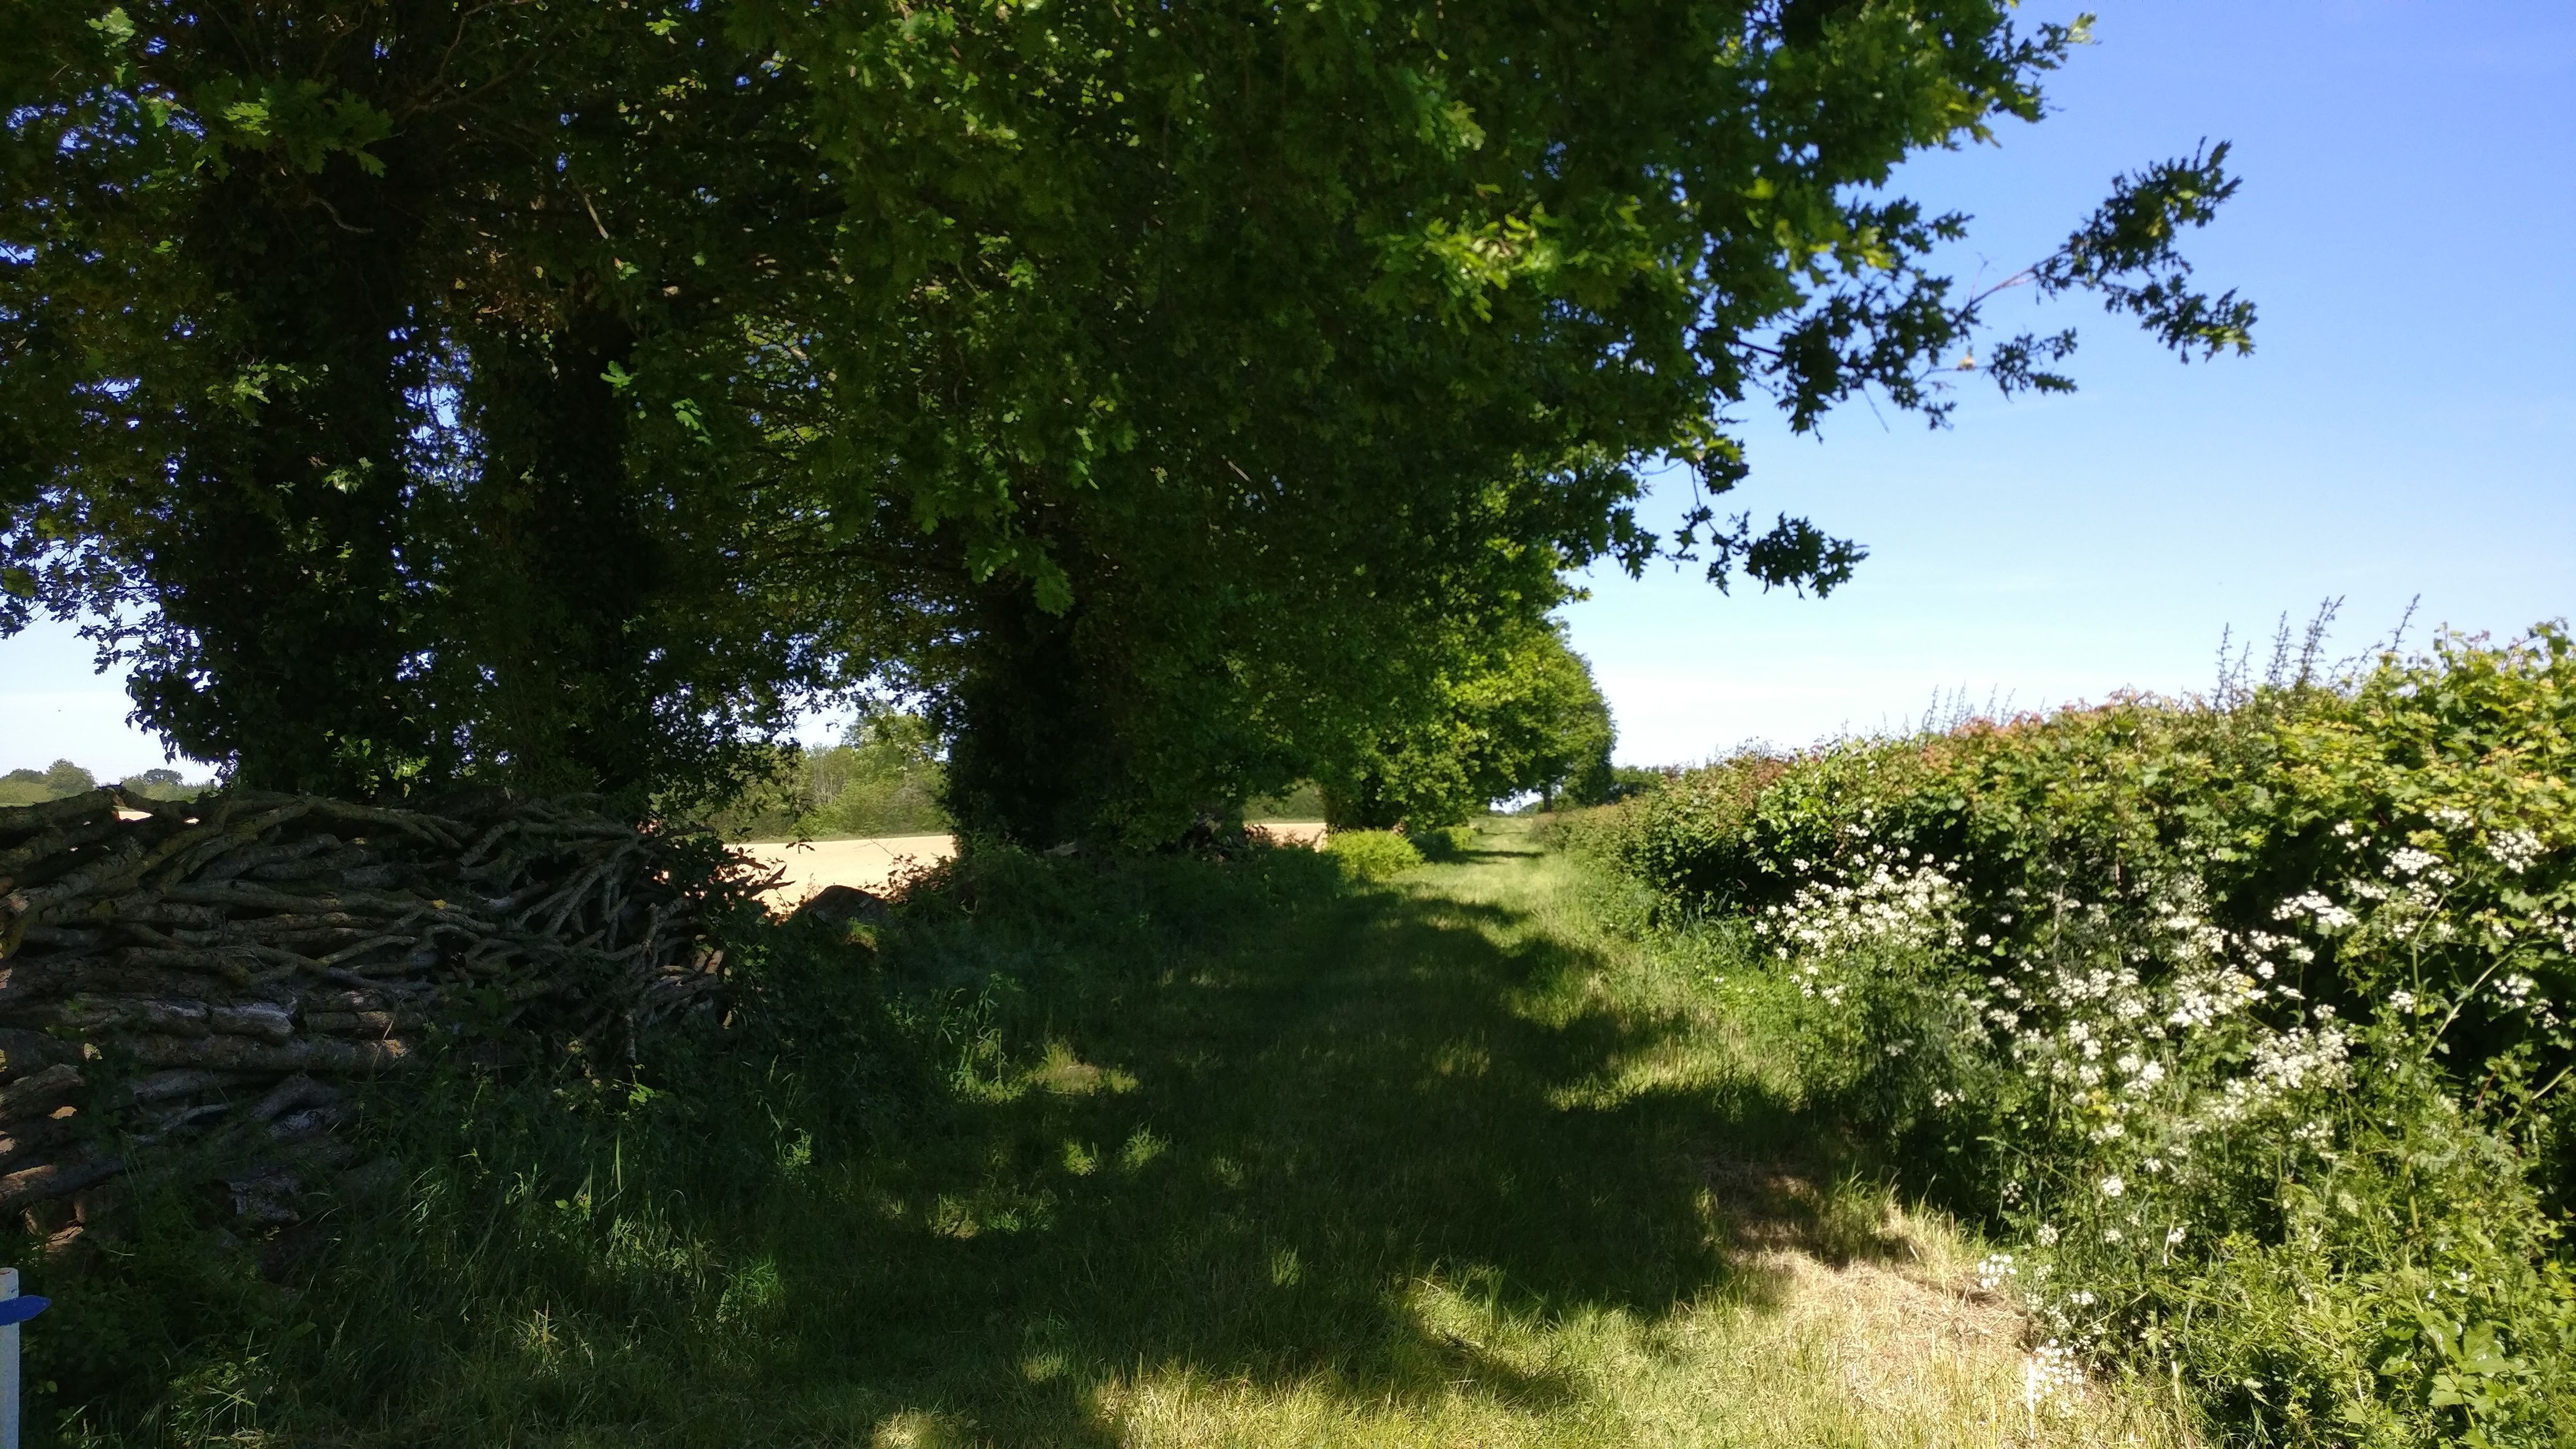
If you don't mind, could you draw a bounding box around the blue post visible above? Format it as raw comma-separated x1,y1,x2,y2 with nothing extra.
0,1269,52,1449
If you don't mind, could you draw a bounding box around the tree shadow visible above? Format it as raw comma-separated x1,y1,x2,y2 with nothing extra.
712,840,1908,1445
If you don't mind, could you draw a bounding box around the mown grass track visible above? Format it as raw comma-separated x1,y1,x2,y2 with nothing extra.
60,821,2181,1447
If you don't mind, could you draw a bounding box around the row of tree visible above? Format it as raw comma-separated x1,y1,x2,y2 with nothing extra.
2,1,2249,843
0,760,199,807
708,712,953,842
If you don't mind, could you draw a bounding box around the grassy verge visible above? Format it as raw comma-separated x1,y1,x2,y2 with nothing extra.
39,822,2176,1447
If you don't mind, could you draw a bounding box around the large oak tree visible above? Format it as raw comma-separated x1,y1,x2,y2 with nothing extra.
3,1,2251,838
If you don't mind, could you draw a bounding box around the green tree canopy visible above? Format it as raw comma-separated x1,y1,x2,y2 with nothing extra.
0,759,100,805
1324,622,1617,829
2,1,2252,838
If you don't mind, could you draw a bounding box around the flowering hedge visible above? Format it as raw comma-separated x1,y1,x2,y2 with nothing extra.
1581,626,2576,1446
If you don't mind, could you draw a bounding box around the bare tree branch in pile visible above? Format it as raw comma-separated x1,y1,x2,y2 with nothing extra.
0,787,776,1241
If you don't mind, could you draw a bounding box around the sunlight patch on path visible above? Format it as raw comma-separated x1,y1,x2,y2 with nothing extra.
1090,1201,2181,1449
1076,821,2193,1449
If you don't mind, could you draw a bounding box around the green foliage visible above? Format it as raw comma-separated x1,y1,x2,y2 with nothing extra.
0,761,213,806
1245,781,1327,822
709,714,950,841
5,1,2253,836
1410,824,1480,864
115,767,200,802
0,758,95,806
1,0,901,806
1604,764,1674,803
1580,625,2576,1445
1323,622,1617,829
1322,828,1424,883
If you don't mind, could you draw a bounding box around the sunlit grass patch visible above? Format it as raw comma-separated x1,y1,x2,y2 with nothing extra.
1074,826,2185,1449
1093,1242,2180,1449
49,818,2190,1447
1029,1039,1140,1097
868,1407,977,1448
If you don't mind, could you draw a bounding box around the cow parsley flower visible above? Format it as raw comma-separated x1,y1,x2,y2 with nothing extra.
2488,829,2544,873
2387,847,2442,877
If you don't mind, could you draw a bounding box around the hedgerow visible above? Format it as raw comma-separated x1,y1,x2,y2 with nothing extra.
1577,626,2576,1446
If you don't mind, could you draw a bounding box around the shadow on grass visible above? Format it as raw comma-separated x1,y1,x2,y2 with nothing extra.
706,836,1891,1444
78,835,1903,1446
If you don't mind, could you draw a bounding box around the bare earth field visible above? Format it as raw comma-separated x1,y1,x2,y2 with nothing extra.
737,834,959,909
739,822,1327,910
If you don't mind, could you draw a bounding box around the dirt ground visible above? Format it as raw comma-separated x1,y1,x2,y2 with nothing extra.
737,834,959,910
739,822,1327,912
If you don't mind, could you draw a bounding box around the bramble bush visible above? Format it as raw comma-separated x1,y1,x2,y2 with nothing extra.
1576,625,2576,1446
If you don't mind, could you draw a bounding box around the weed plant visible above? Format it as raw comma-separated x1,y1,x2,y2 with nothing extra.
1572,625,2576,1446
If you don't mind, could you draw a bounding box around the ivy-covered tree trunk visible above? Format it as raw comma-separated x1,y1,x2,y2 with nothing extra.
938,584,1128,848
123,153,434,796
445,309,672,802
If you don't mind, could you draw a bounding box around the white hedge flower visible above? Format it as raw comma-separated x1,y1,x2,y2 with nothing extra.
2386,847,2442,877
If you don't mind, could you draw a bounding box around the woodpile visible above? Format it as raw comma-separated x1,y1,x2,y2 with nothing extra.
0,787,761,1241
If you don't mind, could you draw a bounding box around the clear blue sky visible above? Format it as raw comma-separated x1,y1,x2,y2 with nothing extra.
1572,0,2576,763
4,0,2570,779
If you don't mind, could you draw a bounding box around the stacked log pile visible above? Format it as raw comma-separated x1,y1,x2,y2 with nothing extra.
0,788,756,1240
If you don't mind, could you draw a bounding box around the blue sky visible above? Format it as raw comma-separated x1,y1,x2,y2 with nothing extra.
4,0,2570,779
1572,0,2576,762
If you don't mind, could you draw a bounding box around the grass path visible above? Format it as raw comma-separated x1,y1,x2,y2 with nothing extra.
401,822,2180,1447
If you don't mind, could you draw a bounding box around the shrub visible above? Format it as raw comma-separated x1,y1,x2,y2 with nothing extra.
1410,823,1477,862
1583,625,2576,1446
1323,829,1423,882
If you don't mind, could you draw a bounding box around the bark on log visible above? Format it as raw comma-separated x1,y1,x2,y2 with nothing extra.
0,1151,122,1214
0,786,767,1217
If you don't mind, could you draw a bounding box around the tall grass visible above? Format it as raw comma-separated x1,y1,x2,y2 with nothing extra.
31,824,2174,1447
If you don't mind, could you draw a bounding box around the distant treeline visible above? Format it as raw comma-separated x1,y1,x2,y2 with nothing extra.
707,716,951,842
2,747,1351,839
0,760,208,807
